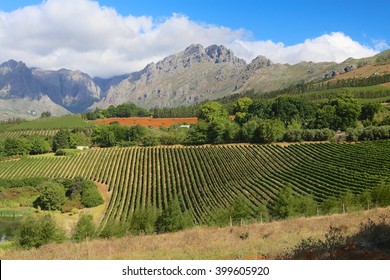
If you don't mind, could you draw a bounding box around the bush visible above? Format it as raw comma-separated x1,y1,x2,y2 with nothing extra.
80,182,104,208
55,149,67,156
35,181,66,211
72,214,96,242
16,214,66,249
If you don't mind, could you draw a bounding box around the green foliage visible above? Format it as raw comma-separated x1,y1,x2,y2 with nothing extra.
271,185,318,219
360,102,381,122
72,214,96,242
52,129,71,151
40,111,52,118
16,214,65,249
35,181,66,211
28,135,51,155
99,221,127,239
80,181,104,208
186,121,208,144
371,181,390,207
156,196,193,233
197,101,228,122
330,94,361,130
3,138,31,156
254,119,285,143
233,97,254,124
241,119,260,142
230,195,252,224
130,205,160,235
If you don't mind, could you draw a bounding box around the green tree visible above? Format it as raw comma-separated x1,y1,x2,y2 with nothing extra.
72,214,96,242
230,195,251,224
254,119,285,143
271,185,296,219
197,101,228,122
92,126,116,147
186,121,208,144
36,181,66,211
3,138,31,156
233,97,254,125
156,196,193,233
360,102,381,122
52,130,71,151
40,111,52,118
330,94,361,130
130,205,160,235
17,214,65,249
28,135,50,155
80,181,104,208
241,120,260,142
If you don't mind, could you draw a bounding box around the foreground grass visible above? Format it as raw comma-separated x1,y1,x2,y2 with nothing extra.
1,206,389,260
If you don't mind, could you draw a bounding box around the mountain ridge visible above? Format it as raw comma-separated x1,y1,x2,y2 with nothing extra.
0,45,389,120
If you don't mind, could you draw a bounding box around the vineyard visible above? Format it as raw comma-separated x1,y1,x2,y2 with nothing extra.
0,129,59,139
0,141,389,227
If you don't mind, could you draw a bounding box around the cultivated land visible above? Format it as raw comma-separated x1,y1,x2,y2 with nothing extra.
0,141,389,228
94,117,198,128
1,206,389,260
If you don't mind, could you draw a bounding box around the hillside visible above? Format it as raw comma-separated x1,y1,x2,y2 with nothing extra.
2,206,389,260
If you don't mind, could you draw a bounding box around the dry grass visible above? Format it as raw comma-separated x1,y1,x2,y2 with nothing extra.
1,207,389,260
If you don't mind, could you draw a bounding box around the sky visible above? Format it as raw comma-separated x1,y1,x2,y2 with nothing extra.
0,0,389,77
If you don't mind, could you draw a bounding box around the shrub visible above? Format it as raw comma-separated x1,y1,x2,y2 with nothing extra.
80,181,104,208
72,214,96,242
16,214,65,249
35,181,66,211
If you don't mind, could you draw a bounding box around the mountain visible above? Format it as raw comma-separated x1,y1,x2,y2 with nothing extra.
0,60,102,119
90,44,366,110
1,46,389,120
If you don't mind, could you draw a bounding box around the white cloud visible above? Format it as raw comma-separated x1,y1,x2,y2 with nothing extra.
0,0,383,77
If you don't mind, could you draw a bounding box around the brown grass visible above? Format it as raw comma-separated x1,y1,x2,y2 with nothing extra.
1,207,389,260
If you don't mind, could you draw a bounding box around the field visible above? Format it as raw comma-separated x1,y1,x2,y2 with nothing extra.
2,206,389,260
0,115,92,132
94,117,198,128
0,141,389,228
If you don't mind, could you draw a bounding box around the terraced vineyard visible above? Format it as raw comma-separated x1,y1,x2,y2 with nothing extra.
0,141,389,226
0,129,59,139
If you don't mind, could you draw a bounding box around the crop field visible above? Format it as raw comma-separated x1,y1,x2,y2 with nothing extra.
0,115,92,132
0,141,389,227
94,117,198,128
0,129,59,139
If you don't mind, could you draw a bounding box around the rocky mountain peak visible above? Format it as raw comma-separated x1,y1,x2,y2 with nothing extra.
0,59,29,75
205,44,245,65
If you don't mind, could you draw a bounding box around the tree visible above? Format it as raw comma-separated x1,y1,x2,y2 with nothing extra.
230,195,251,224
130,205,160,235
80,181,104,208
92,126,116,147
28,135,50,155
40,111,52,118
233,97,253,125
197,101,228,122
186,121,208,144
16,214,65,249
52,130,71,151
330,94,361,130
156,196,193,233
254,119,285,143
241,120,260,142
35,181,66,211
72,214,96,242
3,138,31,156
271,185,296,219
360,102,381,122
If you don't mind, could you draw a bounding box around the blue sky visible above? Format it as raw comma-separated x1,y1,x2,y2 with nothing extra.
0,0,388,77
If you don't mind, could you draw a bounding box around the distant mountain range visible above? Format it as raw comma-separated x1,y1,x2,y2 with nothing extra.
1,44,388,120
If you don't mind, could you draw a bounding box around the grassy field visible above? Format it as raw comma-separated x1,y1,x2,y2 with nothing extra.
0,115,92,132
1,206,388,260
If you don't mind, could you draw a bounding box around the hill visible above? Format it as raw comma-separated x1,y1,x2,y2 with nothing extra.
2,206,389,260
0,142,389,226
